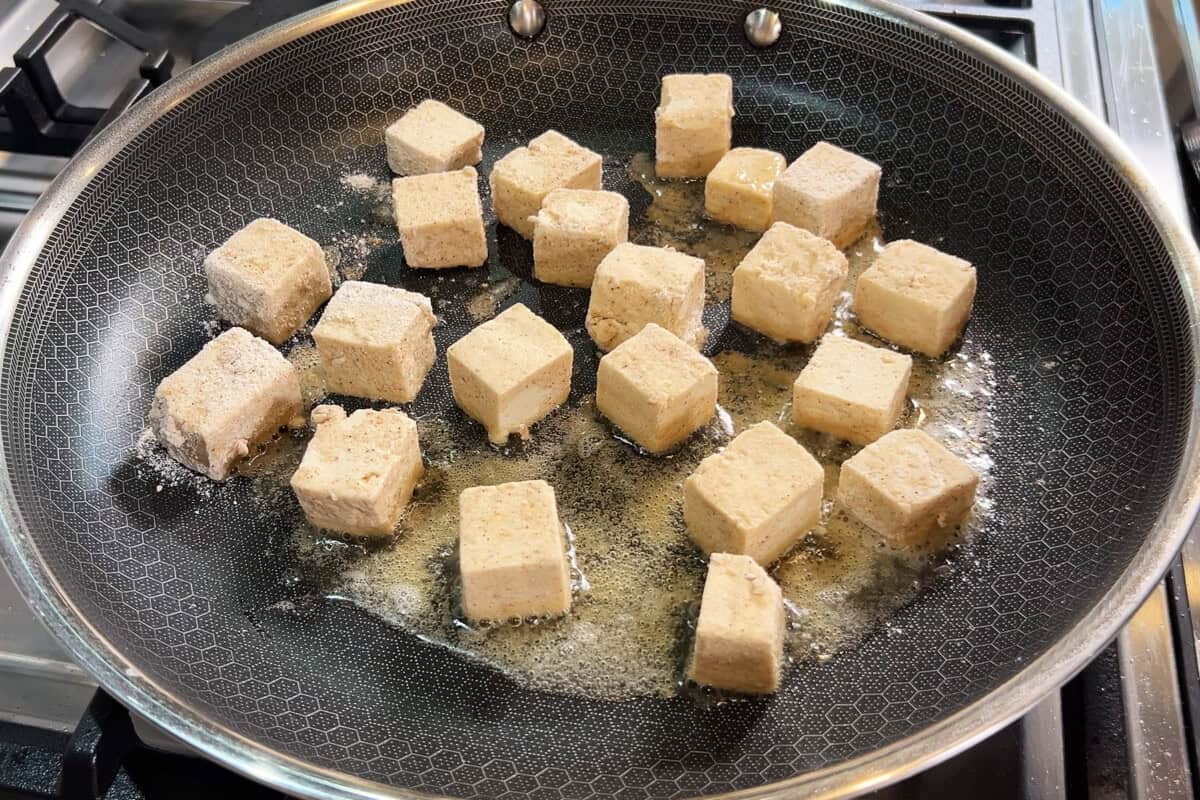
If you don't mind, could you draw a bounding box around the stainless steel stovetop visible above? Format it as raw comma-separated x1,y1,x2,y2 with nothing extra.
0,1,1197,798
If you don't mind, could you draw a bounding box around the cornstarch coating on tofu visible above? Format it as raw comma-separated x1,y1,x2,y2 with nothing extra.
447,303,573,444
150,327,302,481
458,479,573,621
490,130,603,239
311,280,436,404
838,428,979,546
290,406,424,536
596,323,718,454
384,98,484,176
793,335,912,445
689,553,786,694
704,147,786,232
854,239,977,357
655,73,735,178
203,218,332,345
392,166,488,268
531,188,630,288
585,242,706,352
772,141,882,248
685,421,824,566
731,221,848,343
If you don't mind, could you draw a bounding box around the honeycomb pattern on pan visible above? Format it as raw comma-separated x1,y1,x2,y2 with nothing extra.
0,1,1192,798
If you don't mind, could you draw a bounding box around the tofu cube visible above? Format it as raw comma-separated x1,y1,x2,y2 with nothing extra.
793,335,912,445
854,239,977,357
203,218,332,345
684,422,824,565
149,327,302,481
689,553,785,694
384,99,484,176
837,429,979,544
705,147,786,231
596,323,718,454
655,73,734,178
773,141,882,248
392,166,487,268
312,280,436,404
289,406,423,536
447,303,573,444
732,222,848,343
490,130,603,239
532,189,629,288
585,243,706,352
458,480,572,621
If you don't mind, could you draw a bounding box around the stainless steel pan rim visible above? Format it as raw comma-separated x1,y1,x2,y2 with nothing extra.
0,0,1197,798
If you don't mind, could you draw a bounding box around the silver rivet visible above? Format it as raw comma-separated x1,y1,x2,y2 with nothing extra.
509,0,546,39
744,8,782,48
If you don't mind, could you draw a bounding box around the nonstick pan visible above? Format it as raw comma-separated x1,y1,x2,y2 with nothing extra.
2,1,1199,798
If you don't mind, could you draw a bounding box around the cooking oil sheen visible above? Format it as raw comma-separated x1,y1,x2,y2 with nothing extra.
247,153,995,702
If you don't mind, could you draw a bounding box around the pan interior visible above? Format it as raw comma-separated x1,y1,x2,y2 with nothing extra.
0,1,1192,797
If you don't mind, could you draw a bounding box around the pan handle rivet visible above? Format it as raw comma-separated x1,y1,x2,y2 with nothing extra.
509,0,546,39
744,8,782,48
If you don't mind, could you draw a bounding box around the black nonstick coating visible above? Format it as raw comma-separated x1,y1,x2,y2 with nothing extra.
0,1,1193,797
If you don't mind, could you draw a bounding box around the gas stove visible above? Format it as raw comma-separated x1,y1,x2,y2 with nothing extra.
0,1,1198,798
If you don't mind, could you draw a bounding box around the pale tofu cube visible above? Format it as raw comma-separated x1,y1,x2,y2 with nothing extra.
447,303,573,444
149,327,301,481
532,189,629,288
732,222,848,343
203,218,332,345
312,281,436,403
596,323,717,454
704,147,786,231
685,422,823,565
585,243,706,352
837,429,979,545
458,480,572,621
289,406,423,536
793,335,912,445
689,553,785,694
392,166,487,268
384,99,484,175
655,73,734,178
854,239,977,357
773,141,882,248
490,130,603,239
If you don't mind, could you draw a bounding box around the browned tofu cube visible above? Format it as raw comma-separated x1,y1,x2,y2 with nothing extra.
595,323,717,454
854,240,977,357
705,147,786,231
532,188,629,288
731,221,848,343
385,99,484,175
837,429,979,544
689,553,785,694
490,130,603,239
312,281,436,404
655,73,734,178
149,327,302,480
772,141,881,248
203,218,332,345
392,167,487,268
458,479,572,621
685,422,824,565
447,303,573,444
290,406,423,536
793,335,912,445
585,243,706,352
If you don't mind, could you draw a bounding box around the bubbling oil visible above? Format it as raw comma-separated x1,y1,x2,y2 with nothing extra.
247,153,996,702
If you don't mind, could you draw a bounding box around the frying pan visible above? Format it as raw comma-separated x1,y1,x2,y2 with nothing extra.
2,0,1199,797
